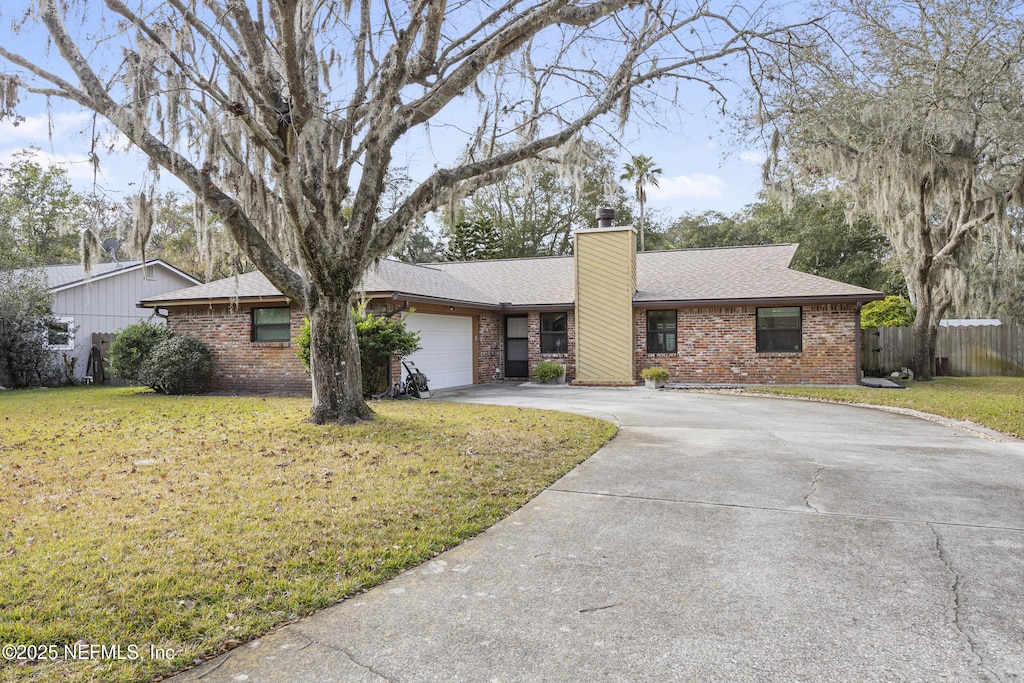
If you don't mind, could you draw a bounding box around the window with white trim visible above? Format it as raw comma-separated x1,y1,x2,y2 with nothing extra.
44,317,75,350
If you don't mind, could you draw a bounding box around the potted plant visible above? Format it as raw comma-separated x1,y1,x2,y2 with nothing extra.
641,366,670,389
534,360,566,384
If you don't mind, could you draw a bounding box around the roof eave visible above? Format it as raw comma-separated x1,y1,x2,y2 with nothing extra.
381,292,503,311
140,294,292,308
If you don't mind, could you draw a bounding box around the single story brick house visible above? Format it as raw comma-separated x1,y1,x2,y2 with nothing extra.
140,223,882,393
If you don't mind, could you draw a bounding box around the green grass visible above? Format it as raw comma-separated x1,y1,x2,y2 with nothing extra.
745,377,1024,438
0,387,616,683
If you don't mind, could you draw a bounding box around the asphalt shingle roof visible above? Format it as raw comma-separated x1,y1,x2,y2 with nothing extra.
141,244,880,308
634,244,877,303
29,260,199,292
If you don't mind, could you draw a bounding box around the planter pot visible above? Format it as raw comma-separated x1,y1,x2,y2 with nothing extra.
645,378,666,389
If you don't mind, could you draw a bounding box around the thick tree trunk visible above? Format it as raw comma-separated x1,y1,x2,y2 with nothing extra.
910,271,936,381
307,294,374,425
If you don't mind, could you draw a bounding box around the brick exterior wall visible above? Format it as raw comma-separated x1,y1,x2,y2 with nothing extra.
634,304,859,385
476,311,577,383
477,311,503,383
528,311,576,382
167,303,311,394
168,299,859,394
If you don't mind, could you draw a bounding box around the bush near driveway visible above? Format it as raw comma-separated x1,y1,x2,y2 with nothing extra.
0,387,616,683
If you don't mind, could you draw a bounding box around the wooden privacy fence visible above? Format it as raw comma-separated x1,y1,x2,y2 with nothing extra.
862,325,1024,377
89,332,128,385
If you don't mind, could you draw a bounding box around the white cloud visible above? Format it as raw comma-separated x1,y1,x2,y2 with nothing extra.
0,110,93,146
647,173,726,200
739,150,767,165
0,111,149,188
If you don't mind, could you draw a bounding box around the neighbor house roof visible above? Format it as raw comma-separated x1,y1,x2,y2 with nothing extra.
35,259,200,293
141,244,881,309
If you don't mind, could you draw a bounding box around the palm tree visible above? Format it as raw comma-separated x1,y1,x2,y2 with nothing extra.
620,154,662,252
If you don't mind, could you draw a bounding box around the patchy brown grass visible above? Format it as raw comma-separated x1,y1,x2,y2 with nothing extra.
0,387,616,682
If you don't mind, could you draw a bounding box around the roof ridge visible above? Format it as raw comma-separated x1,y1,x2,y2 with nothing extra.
638,243,798,255
424,254,573,266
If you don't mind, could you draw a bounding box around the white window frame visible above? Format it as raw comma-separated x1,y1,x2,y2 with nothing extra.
44,317,76,351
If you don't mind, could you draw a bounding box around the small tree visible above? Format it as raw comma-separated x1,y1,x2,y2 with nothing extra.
356,312,422,397
621,154,662,252
108,319,171,383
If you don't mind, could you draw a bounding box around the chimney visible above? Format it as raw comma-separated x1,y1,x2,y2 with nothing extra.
573,210,637,386
595,207,615,229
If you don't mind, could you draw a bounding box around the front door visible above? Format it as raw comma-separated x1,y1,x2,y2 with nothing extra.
505,315,529,380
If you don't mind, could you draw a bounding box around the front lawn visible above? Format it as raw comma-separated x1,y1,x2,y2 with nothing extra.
745,377,1024,438
0,387,616,683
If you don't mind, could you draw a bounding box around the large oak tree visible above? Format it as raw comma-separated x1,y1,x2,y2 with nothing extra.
2,0,805,423
758,0,1024,379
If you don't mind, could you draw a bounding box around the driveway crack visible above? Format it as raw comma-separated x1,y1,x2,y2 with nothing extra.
291,629,394,682
803,466,824,513
928,524,1006,683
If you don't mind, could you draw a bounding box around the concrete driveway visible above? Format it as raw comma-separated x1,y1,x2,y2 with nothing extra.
174,385,1024,682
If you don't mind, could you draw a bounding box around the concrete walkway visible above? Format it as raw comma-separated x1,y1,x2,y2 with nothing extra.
173,385,1024,682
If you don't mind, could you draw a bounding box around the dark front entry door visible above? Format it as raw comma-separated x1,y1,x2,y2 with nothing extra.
505,315,529,379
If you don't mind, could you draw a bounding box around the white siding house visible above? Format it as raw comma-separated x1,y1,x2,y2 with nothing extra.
43,260,200,381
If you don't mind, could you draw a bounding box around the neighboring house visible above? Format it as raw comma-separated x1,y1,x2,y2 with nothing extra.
141,220,882,393
41,260,201,382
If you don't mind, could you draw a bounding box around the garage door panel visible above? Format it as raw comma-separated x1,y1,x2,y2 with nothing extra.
403,313,473,390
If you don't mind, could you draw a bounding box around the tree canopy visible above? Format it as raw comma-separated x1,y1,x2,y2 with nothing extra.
451,142,633,259
651,191,902,294
0,150,82,268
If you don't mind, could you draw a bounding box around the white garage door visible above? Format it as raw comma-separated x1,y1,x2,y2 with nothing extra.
402,313,474,389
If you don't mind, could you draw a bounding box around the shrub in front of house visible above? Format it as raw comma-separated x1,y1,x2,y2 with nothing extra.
534,361,566,384
108,319,171,382
296,306,421,397
139,335,212,394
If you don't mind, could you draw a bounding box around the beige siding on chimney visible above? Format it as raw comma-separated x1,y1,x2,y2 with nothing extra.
574,227,637,384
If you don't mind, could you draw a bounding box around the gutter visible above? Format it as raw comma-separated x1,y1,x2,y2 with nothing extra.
139,295,292,308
